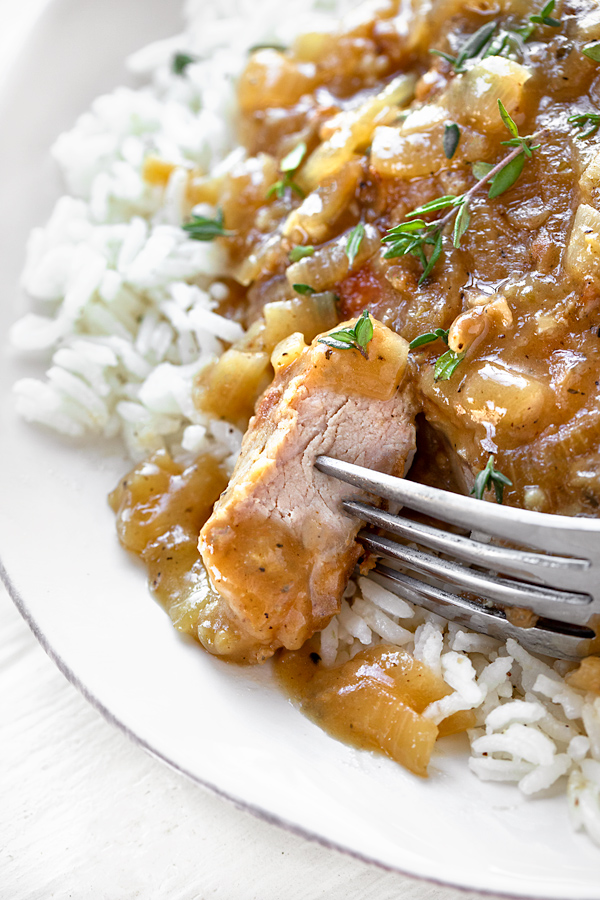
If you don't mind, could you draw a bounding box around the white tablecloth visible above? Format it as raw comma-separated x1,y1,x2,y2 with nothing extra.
0,2,491,896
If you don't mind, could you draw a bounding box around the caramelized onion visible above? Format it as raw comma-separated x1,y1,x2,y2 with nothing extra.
286,224,380,291
299,73,416,191
238,49,318,113
283,159,363,244
445,58,531,131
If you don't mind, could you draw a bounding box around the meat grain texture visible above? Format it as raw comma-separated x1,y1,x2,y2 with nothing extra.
199,318,416,662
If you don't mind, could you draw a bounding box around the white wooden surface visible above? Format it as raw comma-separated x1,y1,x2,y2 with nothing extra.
0,2,491,896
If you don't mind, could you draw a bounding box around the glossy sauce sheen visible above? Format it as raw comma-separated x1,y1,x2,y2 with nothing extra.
197,0,600,515
109,453,229,636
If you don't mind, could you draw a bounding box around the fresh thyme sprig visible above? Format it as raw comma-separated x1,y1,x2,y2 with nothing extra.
568,112,600,140
529,0,561,28
430,1,561,71
317,310,374,359
408,328,464,381
183,209,233,241
267,142,307,200
346,223,365,267
172,52,197,75
409,328,449,349
382,101,538,284
471,455,513,504
430,21,497,72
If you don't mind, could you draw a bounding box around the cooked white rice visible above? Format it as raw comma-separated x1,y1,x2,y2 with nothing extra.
11,0,357,463
10,0,600,850
322,575,600,846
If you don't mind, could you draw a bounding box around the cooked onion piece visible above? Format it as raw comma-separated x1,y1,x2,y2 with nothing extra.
283,158,363,244
298,73,416,192
444,58,531,131
565,204,600,289
454,361,556,449
275,644,476,777
238,49,318,113
286,224,380,291
194,292,338,427
371,122,489,179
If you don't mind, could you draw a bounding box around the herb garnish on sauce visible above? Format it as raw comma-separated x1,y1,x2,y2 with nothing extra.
382,102,539,283
471,455,513,503
292,283,316,295
583,42,600,63
267,142,307,200
183,210,233,241
346,223,365,267
443,124,461,160
430,2,561,71
409,328,449,350
568,113,600,140
289,245,315,262
317,310,374,359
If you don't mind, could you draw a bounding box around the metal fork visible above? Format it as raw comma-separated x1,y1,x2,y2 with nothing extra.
315,455,600,660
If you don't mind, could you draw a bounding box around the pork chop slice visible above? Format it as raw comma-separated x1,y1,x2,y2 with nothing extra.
198,317,417,663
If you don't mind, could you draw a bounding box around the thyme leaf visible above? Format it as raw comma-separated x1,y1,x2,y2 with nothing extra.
583,41,600,62
568,112,600,140
183,209,233,241
407,195,460,216
488,151,525,198
443,123,461,159
453,202,471,247
292,283,316,295
317,310,374,359
471,455,513,503
267,178,305,200
281,142,307,172
172,52,196,75
354,310,374,348
434,349,464,381
421,228,445,280
431,22,497,73
410,329,463,381
409,328,449,349
430,3,561,72
529,0,560,27
346,223,365,267
289,245,315,262
472,161,494,180
498,99,519,138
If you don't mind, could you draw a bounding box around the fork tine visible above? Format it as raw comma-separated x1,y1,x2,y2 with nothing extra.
344,500,590,594
360,531,592,626
369,564,594,661
316,456,599,559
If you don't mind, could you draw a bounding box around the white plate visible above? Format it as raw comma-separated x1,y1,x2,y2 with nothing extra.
1,1,600,895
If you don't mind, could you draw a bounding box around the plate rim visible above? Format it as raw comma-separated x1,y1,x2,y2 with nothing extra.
1,0,598,894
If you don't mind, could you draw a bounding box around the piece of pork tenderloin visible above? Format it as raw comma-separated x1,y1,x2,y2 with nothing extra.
198,316,417,664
